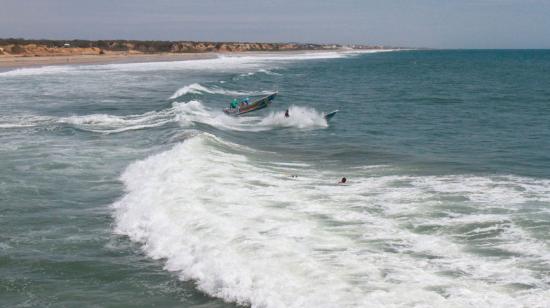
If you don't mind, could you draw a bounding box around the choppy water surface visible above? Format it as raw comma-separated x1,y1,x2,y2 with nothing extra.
1,50,549,307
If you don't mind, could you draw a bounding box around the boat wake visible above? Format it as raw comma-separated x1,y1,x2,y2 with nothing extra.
169,101,329,132
258,106,328,129
1,101,329,134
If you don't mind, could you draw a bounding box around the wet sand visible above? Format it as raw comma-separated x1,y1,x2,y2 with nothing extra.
0,53,218,70
0,49,361,71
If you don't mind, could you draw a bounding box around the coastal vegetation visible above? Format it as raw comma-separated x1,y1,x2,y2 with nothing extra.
0,38,385,57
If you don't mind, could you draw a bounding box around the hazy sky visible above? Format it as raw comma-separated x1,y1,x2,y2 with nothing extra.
1,0,549,48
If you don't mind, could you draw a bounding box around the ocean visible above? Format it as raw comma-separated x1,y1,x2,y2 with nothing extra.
1,50,549,307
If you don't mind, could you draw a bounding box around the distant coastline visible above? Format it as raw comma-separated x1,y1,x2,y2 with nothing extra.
0,38,395,69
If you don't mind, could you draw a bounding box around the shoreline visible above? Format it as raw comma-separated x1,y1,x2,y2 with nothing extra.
0,53,220,70
0,49,394,71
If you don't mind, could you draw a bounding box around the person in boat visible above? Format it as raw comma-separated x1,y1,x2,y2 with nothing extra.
285,109,289,118
339,177,347,184
230,98,239,109
240,97,250,108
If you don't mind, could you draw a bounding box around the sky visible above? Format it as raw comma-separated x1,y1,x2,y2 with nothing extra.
1,0,549,48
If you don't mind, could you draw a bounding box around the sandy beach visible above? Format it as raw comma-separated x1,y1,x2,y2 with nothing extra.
0,49,364,71
0,39,383,71
0,53,221,70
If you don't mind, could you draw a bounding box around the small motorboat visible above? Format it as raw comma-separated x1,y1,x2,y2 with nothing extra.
224,92,278,116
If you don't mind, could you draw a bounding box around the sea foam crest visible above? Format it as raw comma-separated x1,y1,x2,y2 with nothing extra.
258,106,328,129
58,109,177,133
113,133,550,308
0,49,392,77
52,101,329,134
171,102,328,131
169,83,273,99
0,115,55,129
0,65,77,77
169,83,213,98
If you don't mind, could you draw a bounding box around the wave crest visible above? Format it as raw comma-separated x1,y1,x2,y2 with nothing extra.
169,83,273,99
112,134,550,307
20,101,328,134
259,106,328,129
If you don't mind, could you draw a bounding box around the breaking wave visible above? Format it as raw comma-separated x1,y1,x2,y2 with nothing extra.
0,50,392,77
113,133,550,307
169,83,273,99
258,106,328,129
0,101,329,134
0,115,54,129
58,111,177,134
238,69,282,78
169,102,329,132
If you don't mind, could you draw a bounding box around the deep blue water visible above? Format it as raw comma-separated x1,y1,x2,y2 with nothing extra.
1,50,549,307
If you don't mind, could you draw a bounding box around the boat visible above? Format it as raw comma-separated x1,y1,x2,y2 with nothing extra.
224,92,277,116
324,110,338,121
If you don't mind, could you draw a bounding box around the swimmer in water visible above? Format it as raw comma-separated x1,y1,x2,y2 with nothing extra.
285,109,289,118
339,177,347,184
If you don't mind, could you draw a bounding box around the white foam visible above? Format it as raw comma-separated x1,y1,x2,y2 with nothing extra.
171,101,328,132
0,65,76,77
257,69,282,76
113,134,550,307
0,115,54,129
58,108,178,133
169,83,212,98
411,175,550,204
0,50,393,77
258,106,328,129
0,100,327,134
238,69,282,78
50,100,329,134
169,83,273,99
0,123,36,129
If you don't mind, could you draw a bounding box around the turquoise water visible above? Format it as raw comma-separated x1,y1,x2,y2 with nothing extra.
1,50,549,307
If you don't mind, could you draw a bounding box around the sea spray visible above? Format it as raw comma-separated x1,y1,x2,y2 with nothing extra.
113,133,550,307
169,83,273,99
28,101,331,134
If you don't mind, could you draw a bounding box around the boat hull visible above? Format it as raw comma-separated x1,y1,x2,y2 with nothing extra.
224,93,277,116
324,110,339,121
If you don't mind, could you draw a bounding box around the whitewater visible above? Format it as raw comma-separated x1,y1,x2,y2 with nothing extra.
113,133,550,307
1,50,549,307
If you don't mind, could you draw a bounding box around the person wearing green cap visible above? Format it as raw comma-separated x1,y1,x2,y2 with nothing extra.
230,98,238,109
